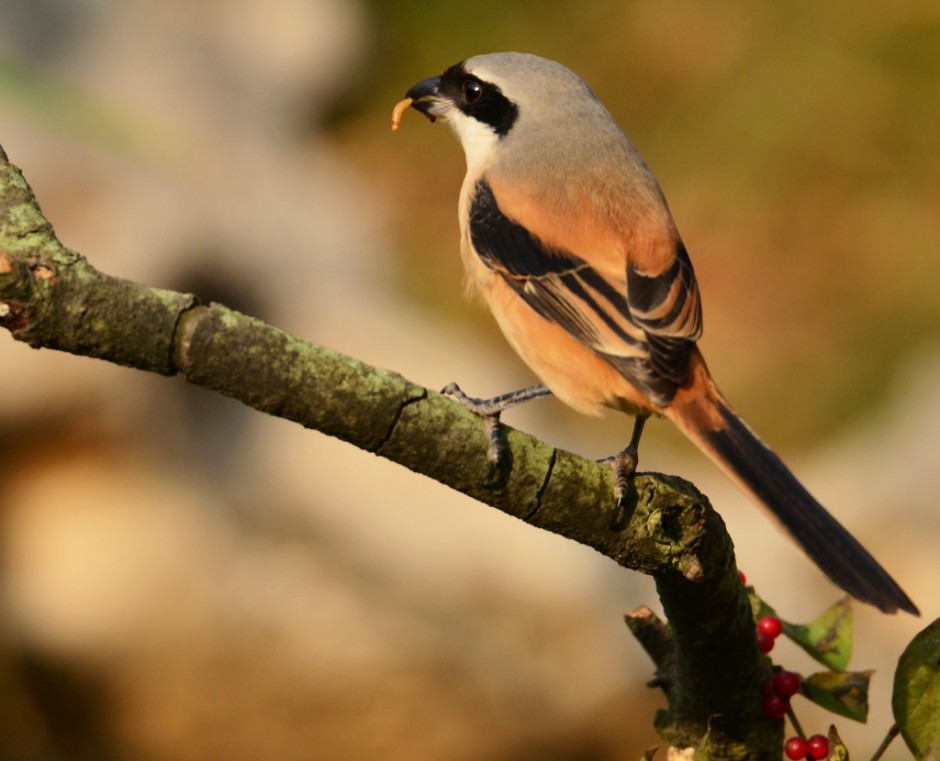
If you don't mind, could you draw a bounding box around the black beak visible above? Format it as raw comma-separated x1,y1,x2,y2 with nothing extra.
406,75,443,117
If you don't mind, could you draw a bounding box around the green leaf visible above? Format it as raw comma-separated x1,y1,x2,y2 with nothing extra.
826,725,849,761
782,597,853,672
694,718,715,761
893,617,940,760
746,587,767,619
802,670,871,722
640,748,659,761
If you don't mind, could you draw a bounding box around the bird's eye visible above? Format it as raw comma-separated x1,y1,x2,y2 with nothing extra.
462,80,483,105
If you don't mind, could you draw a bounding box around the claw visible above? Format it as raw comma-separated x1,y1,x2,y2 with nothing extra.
602,414,649,527
482,415,504,481
441,382,552,482
443,383,507,478
611,448,638,509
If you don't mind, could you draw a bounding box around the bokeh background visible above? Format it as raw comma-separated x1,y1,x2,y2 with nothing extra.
1,1,938,759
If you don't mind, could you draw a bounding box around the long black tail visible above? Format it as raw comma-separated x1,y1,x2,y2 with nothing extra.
669,383,918,615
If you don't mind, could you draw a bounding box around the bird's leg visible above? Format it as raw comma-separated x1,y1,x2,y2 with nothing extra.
441,382,552,476
601,414,649,512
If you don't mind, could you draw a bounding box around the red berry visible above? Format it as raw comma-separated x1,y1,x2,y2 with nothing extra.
761,692,788,719
738,570,747,585
807,734,829,760
757,630,775,654
785,736,808,760
757,615,783,639
773,670,801,698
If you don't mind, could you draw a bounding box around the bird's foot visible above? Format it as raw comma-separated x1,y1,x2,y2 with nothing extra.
598,445,639,513
599,414,649,527
441,382,551,480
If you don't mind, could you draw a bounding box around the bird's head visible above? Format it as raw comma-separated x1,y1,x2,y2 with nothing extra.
392,52,611,172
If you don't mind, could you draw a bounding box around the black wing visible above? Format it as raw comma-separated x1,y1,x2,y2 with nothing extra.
468,180,700,405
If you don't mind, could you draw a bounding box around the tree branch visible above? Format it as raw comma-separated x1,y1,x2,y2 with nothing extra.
0,144,778,757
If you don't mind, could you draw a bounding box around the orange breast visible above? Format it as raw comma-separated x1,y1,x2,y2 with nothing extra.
462,247,658,417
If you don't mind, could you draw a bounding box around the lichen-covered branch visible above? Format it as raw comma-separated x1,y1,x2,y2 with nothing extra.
0,144,778,758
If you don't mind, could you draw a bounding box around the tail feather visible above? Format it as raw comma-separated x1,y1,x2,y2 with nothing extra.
666,359,918,615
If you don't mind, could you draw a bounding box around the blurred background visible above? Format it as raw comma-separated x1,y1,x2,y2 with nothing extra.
1,1,938,759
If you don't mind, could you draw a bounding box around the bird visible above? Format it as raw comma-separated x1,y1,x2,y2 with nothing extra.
391,52,917,616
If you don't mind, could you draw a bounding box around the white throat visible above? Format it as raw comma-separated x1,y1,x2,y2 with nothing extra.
445,111,501,175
